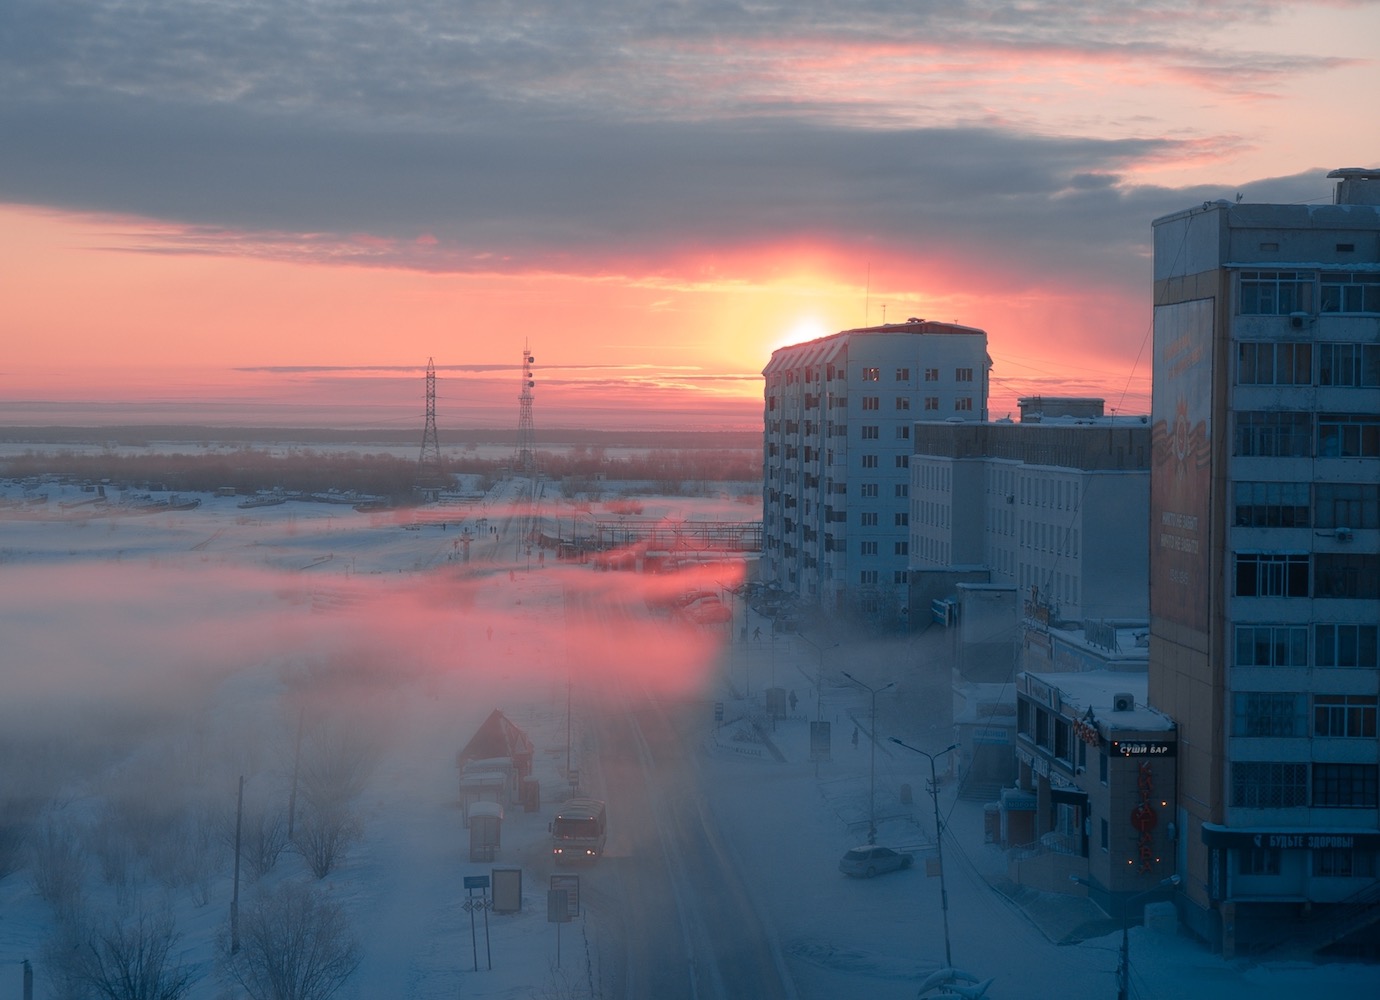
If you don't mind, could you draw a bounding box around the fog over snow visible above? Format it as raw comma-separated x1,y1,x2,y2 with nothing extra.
1,479,1374,999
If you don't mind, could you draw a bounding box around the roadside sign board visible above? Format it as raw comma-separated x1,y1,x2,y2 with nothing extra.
463,875,490,890
491,867,522,913
547,889,570,923
550,873,580,918
809,720,831,762
714,701,724,722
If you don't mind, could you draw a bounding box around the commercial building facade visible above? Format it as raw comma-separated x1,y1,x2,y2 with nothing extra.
761,319,989,622
1149,169,1380,955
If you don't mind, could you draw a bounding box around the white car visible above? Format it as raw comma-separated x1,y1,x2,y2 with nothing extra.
838,845,913,878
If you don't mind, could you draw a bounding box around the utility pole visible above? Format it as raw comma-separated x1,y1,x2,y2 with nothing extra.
231,774,243,954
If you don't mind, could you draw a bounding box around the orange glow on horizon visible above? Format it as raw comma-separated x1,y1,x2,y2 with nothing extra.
2,203,1153,427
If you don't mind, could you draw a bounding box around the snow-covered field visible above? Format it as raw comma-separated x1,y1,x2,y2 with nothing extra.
2,480,1374,999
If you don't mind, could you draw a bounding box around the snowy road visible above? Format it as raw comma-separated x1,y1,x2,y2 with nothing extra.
565,584,796,1000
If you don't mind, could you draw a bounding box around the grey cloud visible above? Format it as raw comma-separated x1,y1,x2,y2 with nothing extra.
0,0,1356,297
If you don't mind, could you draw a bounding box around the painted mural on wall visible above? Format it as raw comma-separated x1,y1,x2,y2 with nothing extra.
1150,297,1214,634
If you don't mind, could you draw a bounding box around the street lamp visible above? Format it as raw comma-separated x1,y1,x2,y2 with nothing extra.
1070,873,1180,1000
842,671,894,845
799,635,840,722
890,737,959,970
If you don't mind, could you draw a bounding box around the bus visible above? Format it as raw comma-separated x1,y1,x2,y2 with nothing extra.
550,797,607,863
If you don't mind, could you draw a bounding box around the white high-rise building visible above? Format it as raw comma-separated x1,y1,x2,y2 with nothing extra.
1150,169,1380,956
761,318,989,621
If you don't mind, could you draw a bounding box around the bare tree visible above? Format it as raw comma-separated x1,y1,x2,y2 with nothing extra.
69,908,199,1000
292,802,359,880
221,882,360,1000
30,818,86,922
297,724,379,814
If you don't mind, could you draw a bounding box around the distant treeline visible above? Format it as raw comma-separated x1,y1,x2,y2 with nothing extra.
1,445,762,499
0,425,761,450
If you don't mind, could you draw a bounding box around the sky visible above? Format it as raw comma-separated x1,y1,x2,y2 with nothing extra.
2,0,1378,430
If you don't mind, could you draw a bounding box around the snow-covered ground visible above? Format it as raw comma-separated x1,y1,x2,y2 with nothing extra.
1,480,1374,999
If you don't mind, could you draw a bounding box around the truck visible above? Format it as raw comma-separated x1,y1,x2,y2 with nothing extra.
550,797,607,863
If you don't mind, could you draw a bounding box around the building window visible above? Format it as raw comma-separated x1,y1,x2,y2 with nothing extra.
1318,413,1380,458
895,512,908,526
1238,270,1313,314
862,367,880,382
954,397,973,412
956,368,974,382
895,396,910,411
1231,761,1307,808
1234,482,1309,527
1238,341,1312,385
861,425,879,439
860,570,878,584
896,425,911,439
1318,343,1380,386
894,570,908,584
860,511,878,526
1234,411,1313,457
1315,483,1380,529
1312,763,1379,808
1239,847,1283,876
895,454,909,469
1234,625,1308,668
1053,718,1071,764
1099,751,1108,785
1234,552,1309,597
1314,554,1380,599
862,454,879,468
860,483,879,498
895,483,908,498
1232,692,1305,737
924,397,941,411
894,541,908,556
1315,624,1379,668
860,541,878,556
1313,848,1377,878
1313,694,1378,738
862,396,880,411
924,368,940,381
895,367,910,381
1320,272,1380,313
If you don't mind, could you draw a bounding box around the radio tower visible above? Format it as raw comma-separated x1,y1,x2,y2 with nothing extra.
417,357,443,489
515,344,536,476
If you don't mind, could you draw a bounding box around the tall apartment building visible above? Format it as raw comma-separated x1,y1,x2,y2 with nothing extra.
761,318,989,620
909,398,1150,626
1149,169,1380,955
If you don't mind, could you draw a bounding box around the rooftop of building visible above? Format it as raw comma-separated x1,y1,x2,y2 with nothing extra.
1021,669,1174,733
763,317,988,373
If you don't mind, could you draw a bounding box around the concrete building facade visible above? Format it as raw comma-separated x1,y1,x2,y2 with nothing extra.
909,405,1151,626
1149,169,1380,955
761,318,989,622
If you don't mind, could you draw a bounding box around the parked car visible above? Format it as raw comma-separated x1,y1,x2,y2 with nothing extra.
838,845,912,878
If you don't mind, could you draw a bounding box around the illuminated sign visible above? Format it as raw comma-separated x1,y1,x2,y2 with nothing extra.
1112,740,1175,757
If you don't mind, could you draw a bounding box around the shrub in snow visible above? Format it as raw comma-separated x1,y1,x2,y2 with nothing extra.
220,882,360,1000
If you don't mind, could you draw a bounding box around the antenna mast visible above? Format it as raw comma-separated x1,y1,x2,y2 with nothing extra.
515,344,536,476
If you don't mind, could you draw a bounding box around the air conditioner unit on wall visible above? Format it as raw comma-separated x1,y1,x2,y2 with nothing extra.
1112,693,1135,712
1335,526,1353,542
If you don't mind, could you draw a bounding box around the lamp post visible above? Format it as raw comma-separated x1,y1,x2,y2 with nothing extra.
890,737,959,970
799,635,840,722
1071,873,1180,1000
842,671,894,845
